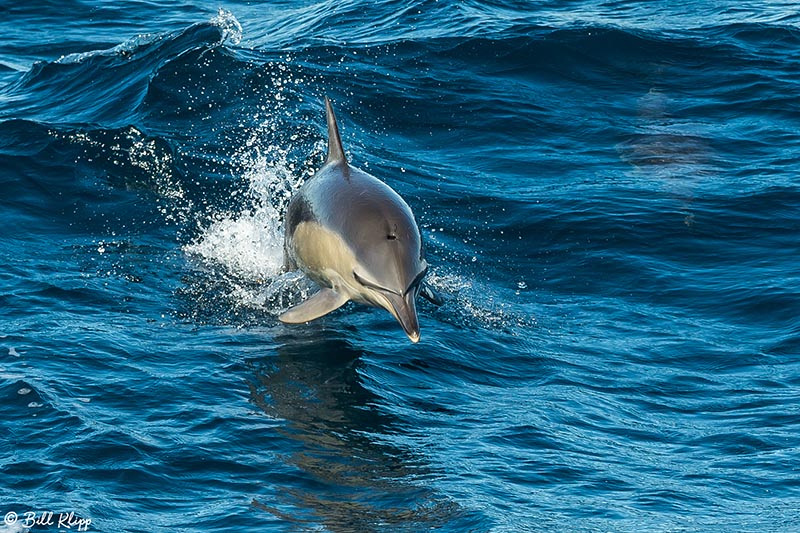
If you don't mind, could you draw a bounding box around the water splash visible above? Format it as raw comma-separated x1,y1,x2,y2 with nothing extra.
426,270,537,334
211,8,243,46
184,128,305,278
181,110,320,321
53,9,242,67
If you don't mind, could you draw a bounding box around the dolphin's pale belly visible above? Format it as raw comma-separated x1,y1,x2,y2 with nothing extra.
290,220,358,296
288,215,404,314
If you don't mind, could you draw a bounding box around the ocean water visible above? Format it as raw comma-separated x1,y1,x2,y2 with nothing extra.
2,1,799,531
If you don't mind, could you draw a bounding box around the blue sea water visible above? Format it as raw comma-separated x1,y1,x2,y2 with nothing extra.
2,1,799,531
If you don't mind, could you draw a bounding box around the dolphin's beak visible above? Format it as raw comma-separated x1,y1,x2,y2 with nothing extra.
384,292,420,343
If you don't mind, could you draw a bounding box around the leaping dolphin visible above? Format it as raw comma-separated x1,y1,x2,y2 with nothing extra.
279,98,440,342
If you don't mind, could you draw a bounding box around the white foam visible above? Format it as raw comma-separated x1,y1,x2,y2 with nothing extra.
186,207,284,280
426,271,471,293
181,113,320,319
184,136,304,280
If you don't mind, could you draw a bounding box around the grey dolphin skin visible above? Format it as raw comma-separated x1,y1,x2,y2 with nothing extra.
279,98,440,342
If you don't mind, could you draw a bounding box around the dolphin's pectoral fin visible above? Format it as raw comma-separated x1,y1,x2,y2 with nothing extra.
419,282,444,306
279,288,349,324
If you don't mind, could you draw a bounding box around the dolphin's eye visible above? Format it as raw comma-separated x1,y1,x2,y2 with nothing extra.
387,234,397,240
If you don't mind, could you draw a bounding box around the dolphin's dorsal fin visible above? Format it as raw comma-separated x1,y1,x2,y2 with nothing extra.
325,97,347,165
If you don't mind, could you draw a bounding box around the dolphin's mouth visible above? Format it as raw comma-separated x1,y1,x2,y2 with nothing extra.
383,291,420,343
353,269,424,343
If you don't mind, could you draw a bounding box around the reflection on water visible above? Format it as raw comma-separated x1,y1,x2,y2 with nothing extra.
617,87,718,227
246,333,468,532
620,89,714,173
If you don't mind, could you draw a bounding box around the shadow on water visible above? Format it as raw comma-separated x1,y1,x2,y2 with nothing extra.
245,332,473,532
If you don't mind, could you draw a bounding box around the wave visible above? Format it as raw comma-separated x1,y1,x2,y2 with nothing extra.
1,7,795,339
0,10,242,126
4,8,794,132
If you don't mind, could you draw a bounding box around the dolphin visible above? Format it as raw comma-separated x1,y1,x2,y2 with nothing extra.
279,98,441,342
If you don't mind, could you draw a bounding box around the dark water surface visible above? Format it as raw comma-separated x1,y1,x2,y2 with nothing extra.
2,1,799,531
